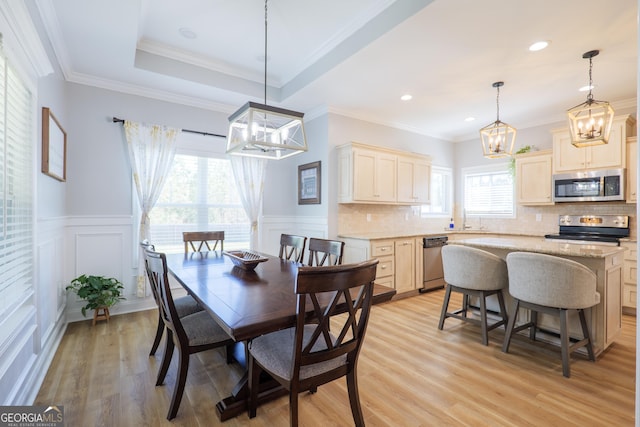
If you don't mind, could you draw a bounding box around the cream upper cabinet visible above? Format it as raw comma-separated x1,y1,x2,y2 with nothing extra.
397,155,431,204
352,147,397,202
337,142,431,205
626,137,637,203
552,115,636,173
515,150,553,205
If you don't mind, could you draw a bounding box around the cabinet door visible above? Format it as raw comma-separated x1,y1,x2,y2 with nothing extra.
553,130,586,172
398,157,431,204
516,152,553,205
626,138,637,203
352,149,377,201
376,152,397,202
394,239,415,293
588,119,624,169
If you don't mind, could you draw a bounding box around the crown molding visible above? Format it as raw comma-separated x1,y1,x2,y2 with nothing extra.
67,70,236,114
0,1,52,78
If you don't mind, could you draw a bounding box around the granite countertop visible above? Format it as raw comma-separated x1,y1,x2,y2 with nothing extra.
449,236,626,258
338,229,532,241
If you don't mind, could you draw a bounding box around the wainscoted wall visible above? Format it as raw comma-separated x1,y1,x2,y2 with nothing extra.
64,215,156,324
2,217,66,405
260,216,328,257
338,202,637,240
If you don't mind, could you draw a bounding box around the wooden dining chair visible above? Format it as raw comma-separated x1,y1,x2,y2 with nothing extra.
143,248,235,420
307,237,345,266
140,241,204,356
279,234,307,263
247,258,379,427
183,231,224,254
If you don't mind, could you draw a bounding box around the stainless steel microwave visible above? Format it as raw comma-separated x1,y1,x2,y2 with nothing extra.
552,168,625,202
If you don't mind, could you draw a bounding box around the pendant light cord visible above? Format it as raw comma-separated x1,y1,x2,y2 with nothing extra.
264,0,268,105
495,85,500,122
587,55,594,102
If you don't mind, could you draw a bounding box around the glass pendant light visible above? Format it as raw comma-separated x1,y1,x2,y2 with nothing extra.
226,0,308,159
566,50,614,147
480,81,516,159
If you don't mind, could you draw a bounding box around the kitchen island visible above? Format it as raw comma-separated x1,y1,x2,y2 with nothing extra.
449,236,626,356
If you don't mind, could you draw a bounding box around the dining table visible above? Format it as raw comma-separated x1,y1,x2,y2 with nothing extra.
165,250,396,421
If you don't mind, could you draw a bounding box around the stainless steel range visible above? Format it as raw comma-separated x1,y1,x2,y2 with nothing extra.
544,214,630,246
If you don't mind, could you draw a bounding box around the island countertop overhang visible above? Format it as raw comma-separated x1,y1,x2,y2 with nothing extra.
448,236,626,259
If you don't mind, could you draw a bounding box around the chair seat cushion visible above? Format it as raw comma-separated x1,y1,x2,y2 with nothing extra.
249,325,347,381
174,295,203,317
181,311,231,346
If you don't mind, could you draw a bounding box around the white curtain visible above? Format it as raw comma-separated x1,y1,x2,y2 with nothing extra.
230,156,267,250
124,121,180,297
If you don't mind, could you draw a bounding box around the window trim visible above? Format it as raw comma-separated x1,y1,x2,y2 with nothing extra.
421,165,452,218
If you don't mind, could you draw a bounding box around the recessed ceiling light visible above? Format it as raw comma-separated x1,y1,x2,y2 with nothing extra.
179,27,197,39
529,40,550,52
400,94,413,101
464,117,475,122
579,84,594,92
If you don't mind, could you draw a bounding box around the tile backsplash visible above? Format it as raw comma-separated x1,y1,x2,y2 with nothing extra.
338,202,637,240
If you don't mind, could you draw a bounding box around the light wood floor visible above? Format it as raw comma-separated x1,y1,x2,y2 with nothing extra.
36,289,635,426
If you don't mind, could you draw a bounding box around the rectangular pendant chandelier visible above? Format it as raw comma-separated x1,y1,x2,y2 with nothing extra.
226,102,308,160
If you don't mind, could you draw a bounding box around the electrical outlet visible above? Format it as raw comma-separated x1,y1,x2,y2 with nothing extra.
366,214,371,222
405,213,409,221
536,213,542,222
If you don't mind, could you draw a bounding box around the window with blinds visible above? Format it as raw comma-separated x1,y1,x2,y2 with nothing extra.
149,151,250,253
462,163,514,217
0,47,34,321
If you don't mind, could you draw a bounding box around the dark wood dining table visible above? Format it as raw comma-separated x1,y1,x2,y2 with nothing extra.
165,251,396,421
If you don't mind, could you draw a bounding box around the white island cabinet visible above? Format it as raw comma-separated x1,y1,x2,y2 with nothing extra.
450,237,624,357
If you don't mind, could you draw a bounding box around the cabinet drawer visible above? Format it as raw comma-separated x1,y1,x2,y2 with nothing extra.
623,261,637,284
374,276,394,290
372,241,394,257
375,256,394,278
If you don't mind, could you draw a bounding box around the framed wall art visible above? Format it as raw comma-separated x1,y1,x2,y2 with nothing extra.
298,161,321,205
42,107,67,182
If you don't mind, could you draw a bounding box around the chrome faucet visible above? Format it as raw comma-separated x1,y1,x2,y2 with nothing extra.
463,209,472,229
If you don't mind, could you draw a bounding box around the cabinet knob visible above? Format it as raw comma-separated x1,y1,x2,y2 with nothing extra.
380,248,387,251
381,265,387,269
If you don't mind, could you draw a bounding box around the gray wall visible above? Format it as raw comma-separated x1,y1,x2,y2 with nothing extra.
64,84,230,215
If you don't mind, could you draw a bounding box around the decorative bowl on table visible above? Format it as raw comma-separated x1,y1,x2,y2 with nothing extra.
223,250,268,271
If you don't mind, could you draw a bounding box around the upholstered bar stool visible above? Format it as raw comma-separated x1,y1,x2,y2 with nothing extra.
438,244,509,345
503,251,599,378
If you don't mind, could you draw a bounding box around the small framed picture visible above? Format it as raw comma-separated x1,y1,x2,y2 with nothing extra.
42,107,67,182
298,161,321,205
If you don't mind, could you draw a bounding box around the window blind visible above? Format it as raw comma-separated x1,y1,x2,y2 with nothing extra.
463,165,514,216
0,46,34,320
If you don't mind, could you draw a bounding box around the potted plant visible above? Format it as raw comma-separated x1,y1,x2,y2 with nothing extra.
65,274,125,322
508,145,535,176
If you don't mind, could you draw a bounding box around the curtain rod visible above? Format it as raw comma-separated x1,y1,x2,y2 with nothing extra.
112,117,226,138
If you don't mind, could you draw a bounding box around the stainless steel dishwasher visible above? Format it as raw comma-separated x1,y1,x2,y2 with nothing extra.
419,236,448,292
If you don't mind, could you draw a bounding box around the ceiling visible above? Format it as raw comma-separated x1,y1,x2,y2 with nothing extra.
36,0,638,141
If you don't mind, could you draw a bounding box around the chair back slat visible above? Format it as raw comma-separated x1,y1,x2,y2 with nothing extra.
144,249,188,347
293,259,378,372
183,231,224,254
279,234,307,263
307,238,345,266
